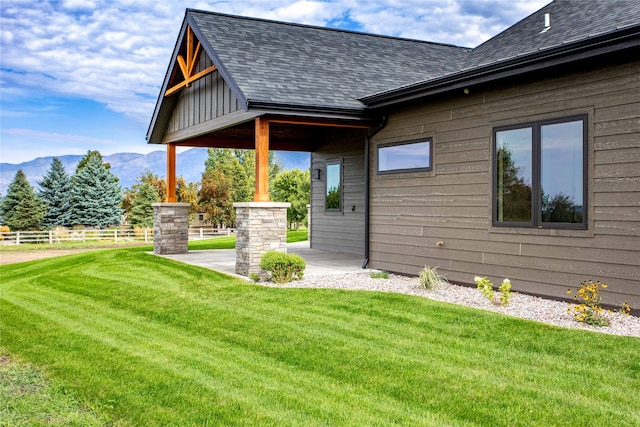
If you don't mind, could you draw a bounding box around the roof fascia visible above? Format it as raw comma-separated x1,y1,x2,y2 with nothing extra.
362,26,640,108
246,100,371,122
146,15,190,143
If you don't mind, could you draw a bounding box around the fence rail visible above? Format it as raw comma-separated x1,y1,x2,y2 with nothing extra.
0,229,153,245
188,227,236,240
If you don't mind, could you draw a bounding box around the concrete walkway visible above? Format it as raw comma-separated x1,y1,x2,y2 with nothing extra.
155,241,369,280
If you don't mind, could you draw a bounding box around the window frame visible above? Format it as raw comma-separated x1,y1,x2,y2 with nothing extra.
325,161,342,212
376,138,433,175
492,114,588,230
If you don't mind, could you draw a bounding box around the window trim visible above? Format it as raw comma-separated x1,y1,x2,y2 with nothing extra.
492,114,588,230
325,161,342,212
376,138,433,175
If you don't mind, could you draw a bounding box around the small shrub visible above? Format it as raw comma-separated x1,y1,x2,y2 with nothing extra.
259,251,305,283
249,273,261,283
370,270,389,279
498,279,512,306
419,266,447,290
567,280,610,326
474,276,495,303
474,276,512,306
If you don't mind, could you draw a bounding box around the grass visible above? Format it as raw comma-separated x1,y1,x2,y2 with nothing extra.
0,352,105,426
188,230,308,250
1,246,639,426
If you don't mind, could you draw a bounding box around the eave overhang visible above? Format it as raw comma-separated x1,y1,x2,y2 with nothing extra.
360,24,640,109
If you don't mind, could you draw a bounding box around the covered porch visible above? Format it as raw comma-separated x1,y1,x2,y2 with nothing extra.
147,18,377,277
155,240,367,280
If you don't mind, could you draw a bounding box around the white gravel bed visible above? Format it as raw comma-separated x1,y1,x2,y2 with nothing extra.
261,272,640,338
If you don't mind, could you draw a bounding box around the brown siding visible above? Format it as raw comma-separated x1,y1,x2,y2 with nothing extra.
310,131,367,255
369,59,640,307
166,53,241,133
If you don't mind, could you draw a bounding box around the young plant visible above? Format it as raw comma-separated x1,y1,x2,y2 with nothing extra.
370,270,389,279
474,276,512,306
474,276,494,303
249,273,261,283
419,266,447,290
259,251,305,283
567,280,610,327
498,278,512,306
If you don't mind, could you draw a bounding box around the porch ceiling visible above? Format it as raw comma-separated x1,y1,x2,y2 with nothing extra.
169,116,374,152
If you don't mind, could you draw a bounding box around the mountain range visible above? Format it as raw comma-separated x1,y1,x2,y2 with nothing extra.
0,148,310,195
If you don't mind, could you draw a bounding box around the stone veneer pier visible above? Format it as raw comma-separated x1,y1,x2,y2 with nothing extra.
152,203,190,255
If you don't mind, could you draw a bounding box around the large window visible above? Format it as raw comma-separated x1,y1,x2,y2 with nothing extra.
494,115,587,229
377,139,432,174
325,162,341,211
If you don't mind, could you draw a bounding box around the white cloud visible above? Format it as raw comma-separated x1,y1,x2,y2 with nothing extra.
0,0,549,130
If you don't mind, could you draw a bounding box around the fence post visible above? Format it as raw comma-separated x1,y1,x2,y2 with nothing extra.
16,231,20,245
144,228,148,242
49,230,53,245
114,229,118,243
82,229,86,242
200,228,203,239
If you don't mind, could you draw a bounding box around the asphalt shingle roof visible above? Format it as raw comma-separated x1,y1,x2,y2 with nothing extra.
464,0,640,70
189,11,469,112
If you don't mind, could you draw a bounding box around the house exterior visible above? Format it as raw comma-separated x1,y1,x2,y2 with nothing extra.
148,1,640,307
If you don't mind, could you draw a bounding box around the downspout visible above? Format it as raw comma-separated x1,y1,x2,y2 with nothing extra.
362,115,388,269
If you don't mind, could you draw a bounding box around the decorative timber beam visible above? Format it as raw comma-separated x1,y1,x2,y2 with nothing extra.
254,117,271,202
165,25,217,97
166,144,177,202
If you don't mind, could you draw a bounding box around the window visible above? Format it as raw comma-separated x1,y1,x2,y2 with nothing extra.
325,162,341,211
494,115,587,229
377,139,432,174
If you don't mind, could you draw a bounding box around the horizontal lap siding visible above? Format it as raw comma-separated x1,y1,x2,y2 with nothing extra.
167,53,241,133
369,59,640,307
310,133,366,255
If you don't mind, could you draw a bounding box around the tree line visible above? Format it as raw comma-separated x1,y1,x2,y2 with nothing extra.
0,149,310,231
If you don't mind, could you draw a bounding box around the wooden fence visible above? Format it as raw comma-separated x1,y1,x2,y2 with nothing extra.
0,228,153,245
188,226,236,240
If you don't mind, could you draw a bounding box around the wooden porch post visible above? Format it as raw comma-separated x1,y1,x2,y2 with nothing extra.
166,144,177,202
254,117,270,202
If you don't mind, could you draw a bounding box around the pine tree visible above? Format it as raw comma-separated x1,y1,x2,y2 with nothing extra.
128,182,158,228
0,170,46,230
70,154,122,228
38,157,72,227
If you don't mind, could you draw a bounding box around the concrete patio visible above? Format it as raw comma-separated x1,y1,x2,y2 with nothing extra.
154,241,369,280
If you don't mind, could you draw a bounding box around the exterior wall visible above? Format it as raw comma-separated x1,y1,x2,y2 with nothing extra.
310,130,367,255
369,59,640,307
166,53,241,134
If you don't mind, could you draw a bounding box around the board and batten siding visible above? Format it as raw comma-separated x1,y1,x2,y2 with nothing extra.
369,58,640,307
166,52,241,134
310,131,367,255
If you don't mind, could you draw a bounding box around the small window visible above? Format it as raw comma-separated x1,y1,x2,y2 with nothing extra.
494,115,587,229
325,162,341,211
377,139,432,174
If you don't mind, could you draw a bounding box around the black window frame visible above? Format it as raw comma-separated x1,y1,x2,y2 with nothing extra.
492,114,588,230
325,161,342,212
376,138,433,175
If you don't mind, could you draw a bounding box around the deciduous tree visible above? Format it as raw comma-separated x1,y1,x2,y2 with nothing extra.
271,169,310,229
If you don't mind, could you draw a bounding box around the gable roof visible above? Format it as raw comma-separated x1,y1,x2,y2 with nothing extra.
361,0,640,107
148,0,640,142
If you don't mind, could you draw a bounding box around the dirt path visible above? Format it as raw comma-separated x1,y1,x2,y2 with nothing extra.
0,249,87,265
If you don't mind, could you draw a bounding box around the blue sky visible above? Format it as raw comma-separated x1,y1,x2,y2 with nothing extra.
1,0,547,164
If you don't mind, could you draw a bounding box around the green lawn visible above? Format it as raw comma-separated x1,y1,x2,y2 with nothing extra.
1,246,639,426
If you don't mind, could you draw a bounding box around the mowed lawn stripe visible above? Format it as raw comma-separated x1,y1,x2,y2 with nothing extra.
1,247,639,426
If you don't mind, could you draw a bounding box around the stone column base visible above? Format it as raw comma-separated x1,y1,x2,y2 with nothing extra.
234,202,291,277
152,203,190,254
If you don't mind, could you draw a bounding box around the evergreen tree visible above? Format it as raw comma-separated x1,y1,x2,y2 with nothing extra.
38,157,72,227
76,150,110,172
128,182,158,228
70,154,122,228
0,170,46,230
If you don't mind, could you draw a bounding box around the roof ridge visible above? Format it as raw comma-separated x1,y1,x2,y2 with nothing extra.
186,8,471,51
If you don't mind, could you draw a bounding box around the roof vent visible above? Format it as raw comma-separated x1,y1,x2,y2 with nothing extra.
540,12,551,33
